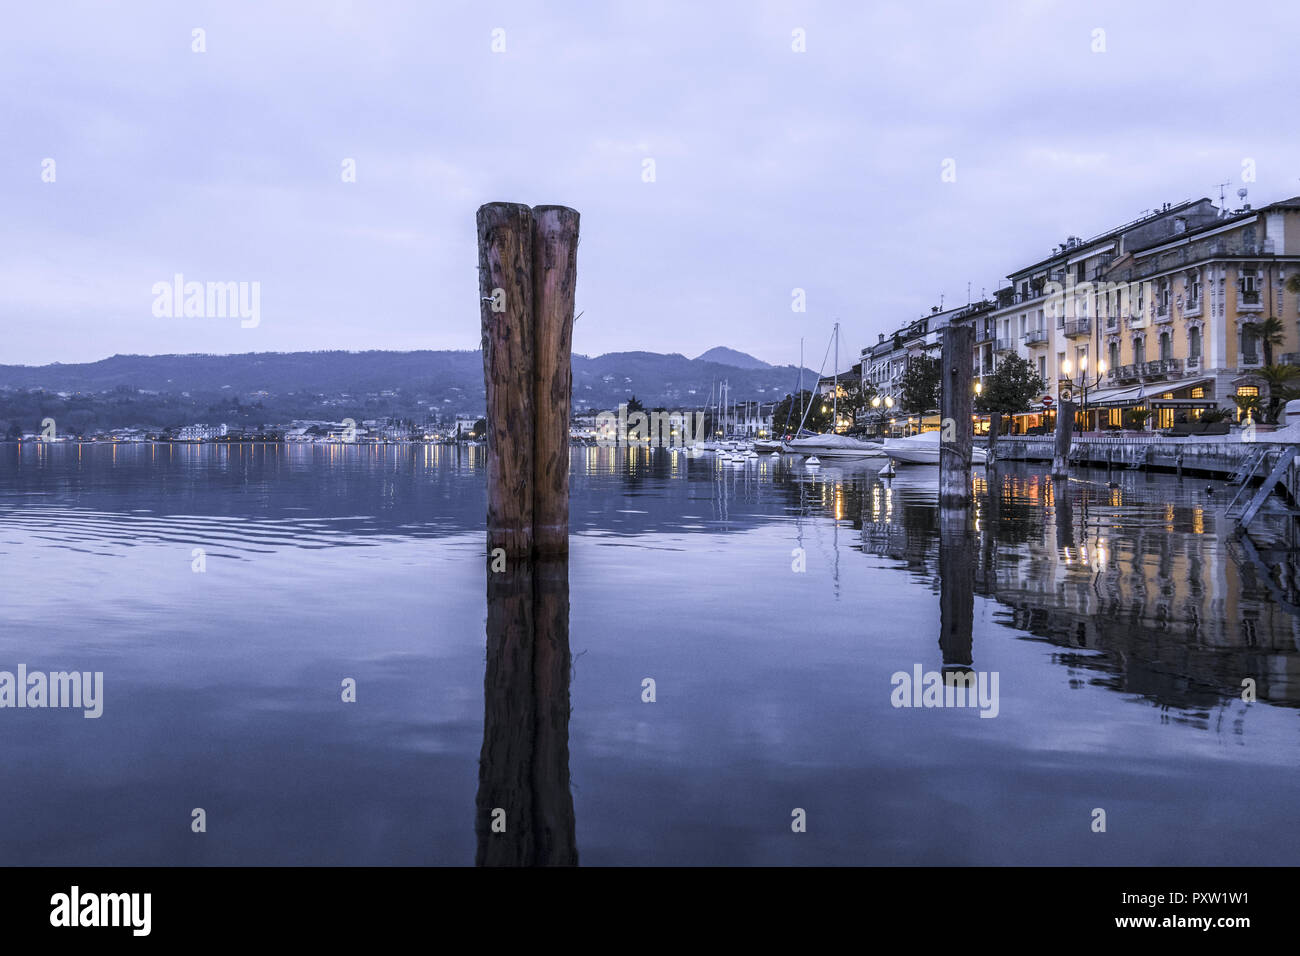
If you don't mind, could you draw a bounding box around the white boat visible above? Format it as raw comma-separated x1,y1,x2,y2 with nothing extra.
753,439,783,453
805,455,821,467
882,431,988,466
784,434,886,459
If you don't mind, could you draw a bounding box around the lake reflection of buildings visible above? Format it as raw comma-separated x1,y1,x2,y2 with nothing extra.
982,471,1300,710
475,560,578,866
857,467,1300,713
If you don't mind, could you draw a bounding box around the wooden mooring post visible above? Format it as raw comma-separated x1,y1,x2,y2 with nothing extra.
1051,400,1074,479
478,202,537,560
939,323,974,505
531,206,580,558
478,202,581,559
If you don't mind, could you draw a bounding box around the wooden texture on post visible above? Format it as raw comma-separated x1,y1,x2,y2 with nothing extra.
478,202,535,559
1052,400,1074,478
530,206,580,558
987,410,1001,467
939,323,974,505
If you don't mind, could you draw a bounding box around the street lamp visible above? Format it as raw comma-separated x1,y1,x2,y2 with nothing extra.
1060,357,1106,432
870,395,894,437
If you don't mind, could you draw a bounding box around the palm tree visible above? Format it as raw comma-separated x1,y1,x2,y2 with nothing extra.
1255,363,1300,423
1246,316,1288,367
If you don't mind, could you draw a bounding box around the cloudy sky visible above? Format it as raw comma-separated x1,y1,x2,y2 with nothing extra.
4,0,1298,369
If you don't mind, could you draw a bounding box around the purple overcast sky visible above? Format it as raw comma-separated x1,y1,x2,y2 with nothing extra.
3,0,1298,369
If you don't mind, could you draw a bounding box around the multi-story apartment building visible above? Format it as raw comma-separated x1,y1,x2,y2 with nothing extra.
979,199,1223,431
176,423,228,441
1095,194,1300,426
860,305,968,433
852,192,1300,437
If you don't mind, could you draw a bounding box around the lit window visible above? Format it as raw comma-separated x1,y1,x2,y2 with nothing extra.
1237,386,1259,397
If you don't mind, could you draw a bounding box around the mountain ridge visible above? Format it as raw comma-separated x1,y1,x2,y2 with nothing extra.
0,349,821,417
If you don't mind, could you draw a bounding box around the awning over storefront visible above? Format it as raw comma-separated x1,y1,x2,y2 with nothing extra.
1082,378,1213,408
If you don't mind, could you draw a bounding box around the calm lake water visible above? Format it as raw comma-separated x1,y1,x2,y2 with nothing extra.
1,441,1298,865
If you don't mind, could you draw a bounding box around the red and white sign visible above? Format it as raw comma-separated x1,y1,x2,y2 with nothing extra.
1041,395,1054,408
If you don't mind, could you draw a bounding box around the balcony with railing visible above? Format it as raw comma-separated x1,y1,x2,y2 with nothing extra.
1182,295,1202,318
1281,352,1300,366
1125,313,1148,330
1063,318,1091,338
1107,359,1184,382
1142,358,1183,379
1023,328,1048,346
1237,289,1263,312
994,338,1017,353
1153,305,1173,325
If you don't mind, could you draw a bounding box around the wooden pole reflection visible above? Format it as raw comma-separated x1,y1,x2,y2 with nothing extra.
938,507,974,673
475,558,577,866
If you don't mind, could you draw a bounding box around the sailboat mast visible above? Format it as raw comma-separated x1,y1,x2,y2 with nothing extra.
798,337,803,432
832,321,839,433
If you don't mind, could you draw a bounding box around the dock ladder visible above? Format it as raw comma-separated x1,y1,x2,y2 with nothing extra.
1230,447,1299,530
1229,447,1267,485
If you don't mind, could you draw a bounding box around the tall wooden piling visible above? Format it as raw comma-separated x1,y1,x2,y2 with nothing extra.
987,410,1001,468
531,206,580,558
1051,400,1074,479
939,323,974,505
478,202,536,560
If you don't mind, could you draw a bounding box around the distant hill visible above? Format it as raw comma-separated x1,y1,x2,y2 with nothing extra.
693,347,771,370
0,349,820,422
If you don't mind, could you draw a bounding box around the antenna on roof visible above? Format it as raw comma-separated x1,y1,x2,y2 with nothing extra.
1213,181,1230,214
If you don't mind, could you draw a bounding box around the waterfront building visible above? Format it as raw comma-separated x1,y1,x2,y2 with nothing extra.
860,305,966,435
176,423,228,441
1095,195,1300,427
981,200,1221,433
973,193,1300,432
731,400,775,437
